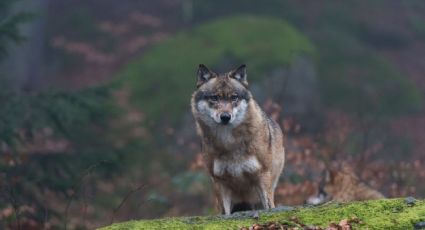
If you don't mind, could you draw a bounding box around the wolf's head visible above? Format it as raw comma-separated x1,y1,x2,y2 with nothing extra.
192,64,251,127
306,165,359,205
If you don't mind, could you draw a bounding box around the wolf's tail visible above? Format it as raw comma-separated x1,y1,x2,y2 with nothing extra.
231,202,252,213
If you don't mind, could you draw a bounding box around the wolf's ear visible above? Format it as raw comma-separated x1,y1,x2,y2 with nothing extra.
230,64,248,86
197,64,214,87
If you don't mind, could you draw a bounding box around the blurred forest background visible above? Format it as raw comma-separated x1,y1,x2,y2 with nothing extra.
1,0,425,229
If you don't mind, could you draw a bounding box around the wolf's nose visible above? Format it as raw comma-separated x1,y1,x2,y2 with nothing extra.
220,113,231,124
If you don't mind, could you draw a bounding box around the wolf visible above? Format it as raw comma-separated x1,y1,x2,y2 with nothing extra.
191,64,285,215
306,165,385,205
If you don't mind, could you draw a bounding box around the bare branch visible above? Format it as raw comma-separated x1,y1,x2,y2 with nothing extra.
109,183,146,225
63,159,109,230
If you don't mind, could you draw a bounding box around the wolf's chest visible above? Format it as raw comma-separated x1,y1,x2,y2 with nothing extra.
213,155,261,178
214,126,236,146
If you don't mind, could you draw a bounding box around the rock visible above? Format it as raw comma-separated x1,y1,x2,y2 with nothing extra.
252,211,259,220
269,205,295,212
405,196,416,206
414,221,425,229
224,210,260,219
226,206,293,219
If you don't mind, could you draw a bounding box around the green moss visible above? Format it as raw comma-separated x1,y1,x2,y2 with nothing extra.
294,199,425,229
99,198,425,229
118,15,314,125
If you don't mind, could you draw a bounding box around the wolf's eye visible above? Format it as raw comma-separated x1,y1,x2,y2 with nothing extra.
209,95,219,102
231,94,238,102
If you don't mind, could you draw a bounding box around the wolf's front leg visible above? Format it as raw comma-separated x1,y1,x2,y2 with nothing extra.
256,175,275,210
219,184,232,215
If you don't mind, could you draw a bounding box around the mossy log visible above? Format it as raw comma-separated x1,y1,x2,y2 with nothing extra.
99,198,425,229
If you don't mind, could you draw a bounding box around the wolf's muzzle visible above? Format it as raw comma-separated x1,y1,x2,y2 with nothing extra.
220,112,231,125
